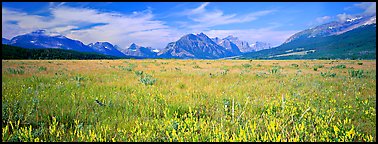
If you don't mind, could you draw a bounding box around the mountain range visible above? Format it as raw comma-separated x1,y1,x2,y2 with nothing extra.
240,14,376,59
87,42,126,58
2,14,376,59
121,43,158,58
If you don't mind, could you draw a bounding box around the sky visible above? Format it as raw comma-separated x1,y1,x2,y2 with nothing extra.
2,2,376,50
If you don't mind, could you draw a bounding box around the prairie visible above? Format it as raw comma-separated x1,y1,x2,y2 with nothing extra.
2,59,376,142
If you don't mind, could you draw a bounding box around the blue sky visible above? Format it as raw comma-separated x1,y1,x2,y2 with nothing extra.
2,2,376,49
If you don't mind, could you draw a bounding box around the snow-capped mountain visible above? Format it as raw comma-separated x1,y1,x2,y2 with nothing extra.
121,43,157,58
285,14,376,43
87,42,126,57
211,37,241,55
223,35,253,53
211,37,222,44
212,36,272,53
250,41,271,51
8,30,96,53
158,33,232,59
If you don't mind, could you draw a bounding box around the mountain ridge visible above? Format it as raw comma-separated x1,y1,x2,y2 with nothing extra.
157,33,233,59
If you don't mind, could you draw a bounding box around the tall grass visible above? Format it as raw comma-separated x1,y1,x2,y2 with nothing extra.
2,59,376,142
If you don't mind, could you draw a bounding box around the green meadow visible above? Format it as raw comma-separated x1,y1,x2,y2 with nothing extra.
2,59,376,142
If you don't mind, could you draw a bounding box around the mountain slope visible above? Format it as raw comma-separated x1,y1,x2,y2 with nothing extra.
285,15,376,43
222,35,253,53
240,23,376,59
121,43,157,58
88,42,126,57
217,39,242,55
158,33,232,59
9,30,96,53
2,38,10,44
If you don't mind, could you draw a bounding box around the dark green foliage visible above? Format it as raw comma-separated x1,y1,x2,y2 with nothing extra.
38,66,47,71
118,64,136,71
139,74,157,85
2,44,123,60
348,69,364,78
242,63,252,68
314,64,324,68
270,66,280,74
135,71,144,77
291,64,299,68
193,65,201,69
358,62,363,65
220,69,229,75
7,68,25,74
331,64,346,69
320,71,336,77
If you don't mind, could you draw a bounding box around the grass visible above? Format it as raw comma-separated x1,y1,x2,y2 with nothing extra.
2,59,376,142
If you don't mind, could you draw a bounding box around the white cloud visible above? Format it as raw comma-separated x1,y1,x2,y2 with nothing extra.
316,16,331,23
189,2,209,15
2,6,181,49
180,2,275,30
354,2,376,15
336,13,355,22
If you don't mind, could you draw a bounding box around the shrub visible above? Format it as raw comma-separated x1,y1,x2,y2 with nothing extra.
320,71,336,77
193,65,201,69
291,64,299,68
7,68,24,74
357,62,363,65
348,69,364,78
119,64,136,71
313,64,323,70
140,74,157,85
73,75,85,82
270,66,280,74
313,64,325,71
221,69,229,75
38,66,47,71
242,63,252,68
178,84,186,89
331,64,346,69
135,71,144,77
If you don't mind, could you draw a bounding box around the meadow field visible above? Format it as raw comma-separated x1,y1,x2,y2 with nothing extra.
2,59,376,142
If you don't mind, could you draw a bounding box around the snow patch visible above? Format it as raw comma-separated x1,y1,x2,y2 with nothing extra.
346,17,362,22
363,17,376,26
